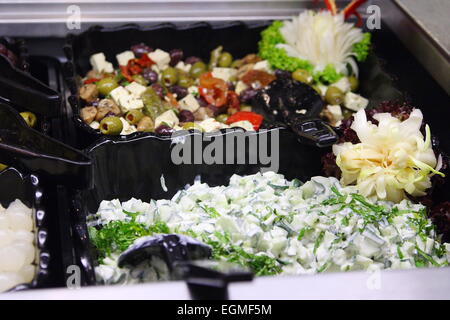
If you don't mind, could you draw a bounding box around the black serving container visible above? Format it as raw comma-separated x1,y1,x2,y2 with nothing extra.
64,22,450,287
0,167,51,291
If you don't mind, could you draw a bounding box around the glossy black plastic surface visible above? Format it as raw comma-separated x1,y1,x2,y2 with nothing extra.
0,52,61,117
254,79,338,147
0,167,50,291
65,22,449,288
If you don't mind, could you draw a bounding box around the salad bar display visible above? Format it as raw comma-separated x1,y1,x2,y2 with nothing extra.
0,0,449,299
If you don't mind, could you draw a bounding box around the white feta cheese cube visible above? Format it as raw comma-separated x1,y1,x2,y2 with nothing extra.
109,86,129,106
155,110,179,128
326,105,343,123
89,52,114,73
89,121,100,130
344,92,369,111
235,81,248,95
253,60,270,72
212,67,237,82
116,50,135,66
125,82,147,98
110,86,144,113
175,61,191,73
178,94,200,113
332,77,351,93
122,98,144,112
187,86,199,97
317,84,328,96
119,117,137,135
229,120,254,131
148,49,170,70
198,118,223,132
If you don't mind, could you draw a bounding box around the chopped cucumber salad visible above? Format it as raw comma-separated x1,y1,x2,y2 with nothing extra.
90,172,450,285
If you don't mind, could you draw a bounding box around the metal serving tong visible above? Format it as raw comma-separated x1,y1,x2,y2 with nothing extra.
118,234,253,300
0,103,92,188
0,53,61,117
254,79,338,147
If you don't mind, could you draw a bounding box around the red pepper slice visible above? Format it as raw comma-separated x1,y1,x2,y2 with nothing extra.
137,54,154,68
226,91,240,110
343,0,367,20
119,65,133,82
226,111,263,130
198,72,228,108
127,59,142,75
84,78,101,84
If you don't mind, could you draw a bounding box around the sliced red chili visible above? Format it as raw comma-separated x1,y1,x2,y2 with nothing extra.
198,72,228,108
119,65,133,82
137,54,154,68
84,77,101,84
226,111,263,130
324,0,337,15
343,0,367,20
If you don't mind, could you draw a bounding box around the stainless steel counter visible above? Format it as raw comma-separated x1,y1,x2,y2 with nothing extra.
2,267,450,300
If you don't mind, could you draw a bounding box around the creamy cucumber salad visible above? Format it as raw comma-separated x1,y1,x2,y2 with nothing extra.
90,172,450,285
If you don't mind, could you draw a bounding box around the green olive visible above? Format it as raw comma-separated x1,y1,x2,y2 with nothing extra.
161,67,178,86
0,163,7,171
292,69,311,84
132,74,149,86
182,122,203,131
125,110,144,125
137,116,154,132
20,112,37,128
178,74,194,88
99,116,123,135
325,86,345,105
342,108,353,120
189,61,207,78
230,60,241,69
240,104,252,112
311,85,322,95
215,114,229,123
348,76,359,91
96,78,119,96
218,52,233,68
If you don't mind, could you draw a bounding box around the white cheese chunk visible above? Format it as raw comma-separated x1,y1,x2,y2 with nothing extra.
326,105,343,123
125,82,147,98
332,77,351,93
110,86,144,113
198,118,226,132
344,92,369,111
187,86,199,97
89,52,114,73
235,81,248,95
212,67,237,82
178,94,200,113
116,50,135,66
230,120,254,131
155,110,179,128
89,121,100,130
119,117,137,135
175,61,191,73
148,49,170,70
253,60,270,72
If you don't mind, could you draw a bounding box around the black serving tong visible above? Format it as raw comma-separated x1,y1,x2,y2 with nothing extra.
254,79,338,147
0,102,92,188
0,53,61,117
118,234,253,300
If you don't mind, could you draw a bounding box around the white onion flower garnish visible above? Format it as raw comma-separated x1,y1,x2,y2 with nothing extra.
277,11,364,77
333,109,445,202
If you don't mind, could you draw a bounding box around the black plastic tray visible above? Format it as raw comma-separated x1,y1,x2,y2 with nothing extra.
64,22,450,286
0,167,50,291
